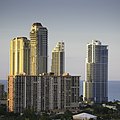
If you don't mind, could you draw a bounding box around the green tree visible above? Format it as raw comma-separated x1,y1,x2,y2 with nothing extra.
64,110,73,120
22,108,37,120
40,112,51,120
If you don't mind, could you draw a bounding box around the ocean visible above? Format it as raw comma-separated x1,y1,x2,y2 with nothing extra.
108,81,120,101
80,80,120,102
0,80,120,102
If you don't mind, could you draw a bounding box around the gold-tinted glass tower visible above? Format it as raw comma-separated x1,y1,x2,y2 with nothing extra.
51,42,65,75
8,37,30,112
10,37,30,75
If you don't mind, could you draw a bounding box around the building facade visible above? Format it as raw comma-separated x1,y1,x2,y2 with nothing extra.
83,40,108,103
0,83,4,99
30,23,48,75
51,42,65,75
10,37,30,75
8,37,30,112
14,73,80,113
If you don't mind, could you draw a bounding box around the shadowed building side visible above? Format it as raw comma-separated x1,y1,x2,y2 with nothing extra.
14,73,80,113
0,83,4,99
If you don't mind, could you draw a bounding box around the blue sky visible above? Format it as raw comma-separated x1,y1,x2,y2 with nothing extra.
0,0,120,80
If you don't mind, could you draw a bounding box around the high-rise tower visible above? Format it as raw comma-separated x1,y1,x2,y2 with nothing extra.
8,37,30,112
51,42,65,75
83,40,108,103
10,37,30,75
30,23,48,75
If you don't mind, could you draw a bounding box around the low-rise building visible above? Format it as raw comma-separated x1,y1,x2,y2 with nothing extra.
102,104,117,110
73,113,97,120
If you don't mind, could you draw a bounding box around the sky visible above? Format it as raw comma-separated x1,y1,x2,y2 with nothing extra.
0,0,120,80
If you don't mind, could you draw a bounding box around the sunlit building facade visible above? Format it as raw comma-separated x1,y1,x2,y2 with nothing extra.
10,37,30,75
51,42,65,75
83,40,108,103
30,23,48,75
8,37,30,112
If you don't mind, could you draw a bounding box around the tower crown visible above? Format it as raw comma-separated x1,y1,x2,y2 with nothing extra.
31,23,43,32
32,23,42,27
92,40,101,45
52,42,64,52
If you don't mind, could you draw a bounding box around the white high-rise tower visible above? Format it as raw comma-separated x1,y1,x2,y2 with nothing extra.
83,40,108,103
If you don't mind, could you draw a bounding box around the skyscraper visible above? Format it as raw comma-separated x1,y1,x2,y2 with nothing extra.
83,40,108,103
30,23,48,75
8,37,30,112
10,37,30,75
51,42,65,75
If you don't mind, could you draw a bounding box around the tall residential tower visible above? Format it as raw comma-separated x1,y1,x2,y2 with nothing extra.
51,42,65,75
10,37,30,75
8,37,30,112
83,40,108,103
30,23,48,75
